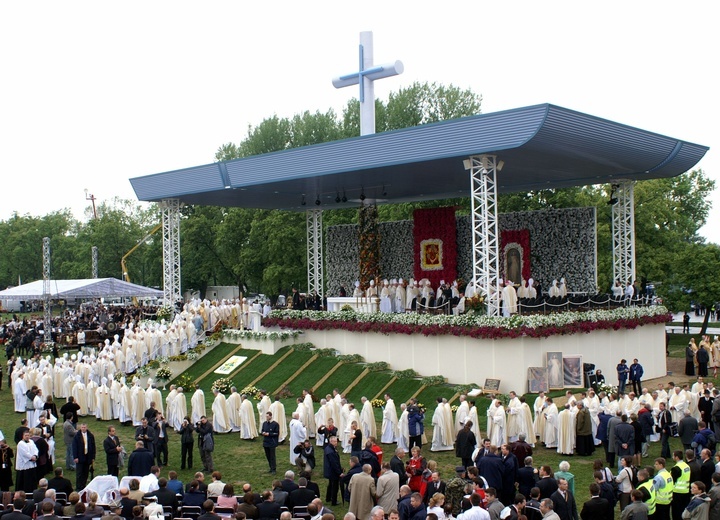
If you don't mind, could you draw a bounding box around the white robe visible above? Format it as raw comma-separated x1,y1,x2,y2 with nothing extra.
669,391,688,423
257,395,272,426
212,393,231,433
490,405,507,447
171,392,188,432
191,389,206,424
240,398,258,439
533,397,547,441
304,394,316,437
226,392,242,432
468,406,481,442
397,409,410,451
543,403,559,448
431,404,454,451
556,408,576,455
13,377,27,413
381,399,398,443
95,385,112,420
454,401,470,432
360,401,377,441
506,397,522,441
269,400,287,442
289,418,307,463
315,405,327,447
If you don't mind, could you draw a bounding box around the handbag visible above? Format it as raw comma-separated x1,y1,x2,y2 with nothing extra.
118,446,127,468
203,433,214,452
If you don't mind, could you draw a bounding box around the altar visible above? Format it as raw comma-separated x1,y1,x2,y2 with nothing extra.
326,296,379,313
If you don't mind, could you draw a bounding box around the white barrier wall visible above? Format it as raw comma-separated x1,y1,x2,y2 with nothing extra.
300,324,667,394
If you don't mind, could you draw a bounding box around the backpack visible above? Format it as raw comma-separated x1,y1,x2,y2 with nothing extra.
202,432,214,452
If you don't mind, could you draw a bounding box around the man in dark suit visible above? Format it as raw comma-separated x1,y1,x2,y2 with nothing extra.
143,478,179,516
550,478,578,520
473,438,492,466
477,445,504,493
118,488,138,520
500,444,519,506
423,471,446,504
517,457,539,500
509,434,533,468
37,500,62,520
135,417,157,457
127,441,155,477
3,499,32,520
281,471,299,493
256,490,281,520
144,402,159,423
197,500,221,520
287,477,317,510
47,467,73,496
154,413,169,467
261,412,280,474
323,436,343,506
536,466,559,500
299,472,320,501
104,426,122,477
390,448,407,487
579,483,612,520
71,423,96,490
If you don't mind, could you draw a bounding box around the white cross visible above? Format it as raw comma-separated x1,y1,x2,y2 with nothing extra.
332,31,403,136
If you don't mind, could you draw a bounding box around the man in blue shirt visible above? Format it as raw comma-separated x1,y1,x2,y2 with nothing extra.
617,359,629,395
629,359,644,395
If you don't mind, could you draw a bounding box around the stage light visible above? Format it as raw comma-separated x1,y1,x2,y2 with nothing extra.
335,191,341,203
315,196,321,206
497,160,505,171
382,185,387,197
463,159,472,170
360,187,366,201
342,189,348,203
301,195,306,206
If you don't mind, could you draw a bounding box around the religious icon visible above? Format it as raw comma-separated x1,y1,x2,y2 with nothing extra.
420,239,444,271
546,351,564,389
527,367,548,394
563,355,583,387
505,247,522,285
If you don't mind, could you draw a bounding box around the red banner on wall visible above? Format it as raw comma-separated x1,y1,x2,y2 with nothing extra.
413,207,457,287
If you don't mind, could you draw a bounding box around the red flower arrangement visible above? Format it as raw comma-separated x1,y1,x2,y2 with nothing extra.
263,312,671,340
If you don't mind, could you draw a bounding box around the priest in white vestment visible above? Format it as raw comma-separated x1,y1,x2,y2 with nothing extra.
303,390,316,438
490,401,507,447
359,397,377,441
381,395,399,443
95,379,113,420
13,372,27,413
315,400,328,446
171,388,188,432
506,392,522,442
257,391,272,426
442,399,455,445
668,387,688,423
486,400,498,441
468,402,481,443
518,398,536,446
225,388,242,432
131,381,146,426
343,405,360,453
191,388,206,424
556,404,576,455
533,392,547,442
455,396,470,433
239,394,258,439
72,376,88,416
145,382,163,415
501,281,518,317
397,403,410,451
294,398,306,427
431,399,454,451
289,412,307,463
211,389,231,433
118,380,132,423
543,399,559,448
269,398,287,442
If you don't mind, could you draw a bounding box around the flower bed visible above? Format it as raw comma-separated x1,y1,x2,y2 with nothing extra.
265,306,670,340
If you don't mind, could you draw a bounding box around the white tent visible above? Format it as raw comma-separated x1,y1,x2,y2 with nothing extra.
0,278,163,300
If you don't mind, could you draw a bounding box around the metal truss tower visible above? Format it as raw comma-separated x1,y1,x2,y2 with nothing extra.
161,198,182,304
468,154,502,316
306,209,324,300
43,237,52,344
611,181,636,286
92,246,98,279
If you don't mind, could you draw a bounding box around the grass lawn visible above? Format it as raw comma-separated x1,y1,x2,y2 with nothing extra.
315,364,366,396
168,342,243,387
415,384,458,406
252,351,315,393
345,371,394,402
288,357,343,395
384,378,425,401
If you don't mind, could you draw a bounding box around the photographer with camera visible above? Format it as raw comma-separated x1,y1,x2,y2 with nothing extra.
180,416,195,470
195,416,215,472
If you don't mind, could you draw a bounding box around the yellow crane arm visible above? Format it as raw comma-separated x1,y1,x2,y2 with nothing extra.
121,223,163,284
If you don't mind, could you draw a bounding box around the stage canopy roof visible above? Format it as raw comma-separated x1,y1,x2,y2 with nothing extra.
0,278,164,300
129,103,709,210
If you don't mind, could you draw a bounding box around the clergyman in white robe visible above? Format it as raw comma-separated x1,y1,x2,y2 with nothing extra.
211,390,231,433
543,400,559,448
225,390,242,433
239,395,258,439
270,398,287,442
431,401,454,451
289,413,307,464
556,405,576,455
381,396,398,444
359,397,377,441
191,388,206,424
490,402,507,447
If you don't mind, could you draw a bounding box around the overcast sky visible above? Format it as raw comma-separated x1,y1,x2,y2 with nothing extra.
1,1,717,243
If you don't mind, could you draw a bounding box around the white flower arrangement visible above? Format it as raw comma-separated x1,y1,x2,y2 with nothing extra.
269,305,669,330
223,329,301,342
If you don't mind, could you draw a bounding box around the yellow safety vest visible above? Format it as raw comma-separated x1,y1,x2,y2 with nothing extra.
655,469,674,505
639,480,656,515
674,461,691,494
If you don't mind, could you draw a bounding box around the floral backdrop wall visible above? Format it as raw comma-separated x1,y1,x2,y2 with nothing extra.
326,207,596,296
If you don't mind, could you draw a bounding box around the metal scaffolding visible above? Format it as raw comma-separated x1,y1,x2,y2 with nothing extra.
468,155,502,316
43,237,52,344
611,181,636,286
161,198,182,304
306,209,324,300
92,246,98,279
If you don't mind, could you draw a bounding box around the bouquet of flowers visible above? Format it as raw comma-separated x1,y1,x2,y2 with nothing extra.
465,295,486,313
156,304,175,322
187,350,199,361
597,382,618,395
371,399,386,408
240,385,262,399
156,365,172,381
212,378,234,394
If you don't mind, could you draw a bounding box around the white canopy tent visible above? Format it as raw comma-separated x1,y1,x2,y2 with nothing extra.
0,277,163,300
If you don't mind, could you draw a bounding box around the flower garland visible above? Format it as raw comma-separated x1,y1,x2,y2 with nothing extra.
265,306,671,340
223,329,301,342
